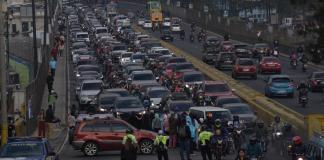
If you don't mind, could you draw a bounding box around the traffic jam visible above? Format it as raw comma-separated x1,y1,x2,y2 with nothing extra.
65,1,315,160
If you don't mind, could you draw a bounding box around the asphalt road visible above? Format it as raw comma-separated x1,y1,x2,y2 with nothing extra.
118,1,324,116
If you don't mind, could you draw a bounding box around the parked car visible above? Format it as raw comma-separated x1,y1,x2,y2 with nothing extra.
264,75,294,98
232,58,257,79
259,56,281,74
0,137,59,160
71,118,156,156
307,71,324,92
214,52,236,70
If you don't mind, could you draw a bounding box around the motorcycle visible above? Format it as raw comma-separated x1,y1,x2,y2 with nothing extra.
198,34,203,42
298,89,308,108
302,63,307,72
259,137,267,152
233,128,244,150
213,138,223,160
190,35,194,43
294,153,305,160
196,94,205,106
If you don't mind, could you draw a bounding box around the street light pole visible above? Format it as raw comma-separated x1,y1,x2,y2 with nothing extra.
0,0,8,146
32,0,38,78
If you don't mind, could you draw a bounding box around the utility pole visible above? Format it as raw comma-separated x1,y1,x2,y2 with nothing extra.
0,0,8,146
32,0,38,78
44,0,48,57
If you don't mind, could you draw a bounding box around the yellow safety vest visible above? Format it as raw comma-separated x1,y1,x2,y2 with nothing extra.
199,131,213,145
154,135,169,145
122,134,137,144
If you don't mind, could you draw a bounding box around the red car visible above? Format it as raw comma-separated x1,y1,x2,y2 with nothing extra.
220,41,234,52
259,57,281,74
203,81,233,102
72,118,156,156
164,63,178,79
232,58,257,79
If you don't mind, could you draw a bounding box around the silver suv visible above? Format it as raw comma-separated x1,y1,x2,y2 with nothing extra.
78,79,103,106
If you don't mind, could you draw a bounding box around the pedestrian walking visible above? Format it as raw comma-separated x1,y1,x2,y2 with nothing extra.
49,57,57,77
48,90,58,112
58,40,64,57
46,73,54,94
37,109,46,137
121,129,138,160
68,112,76,129
178,118,191,160
50,45,58,61
152,113,162,132
198,125,213,160
154,130,169,160
168,113,178,148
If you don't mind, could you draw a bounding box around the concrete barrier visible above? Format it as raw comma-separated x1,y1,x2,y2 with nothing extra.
133,25,307,132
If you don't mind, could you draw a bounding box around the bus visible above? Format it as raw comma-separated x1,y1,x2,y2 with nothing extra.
147,0,163,24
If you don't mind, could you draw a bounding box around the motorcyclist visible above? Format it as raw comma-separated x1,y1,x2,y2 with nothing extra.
189,31,194,42
273,39,279,49
180,29,185,39
232,116,244,129
282,123,294,140
245,137,262,159
290,136,306,160
194,89,205,106
300,54,309,70
191,22,196,32
211,123,227,157
271,116,284,133
132,85,141,97
254,120,268,152
290,50,298,66
297,81,309,99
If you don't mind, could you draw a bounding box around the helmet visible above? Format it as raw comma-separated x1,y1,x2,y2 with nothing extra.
215,129,221,135
274,115,281,123
257,120,264,128
284,123,292,131
215,119,221,128
158,130,163,135
293,136,302,145
249,137,257,144
233,116,239,121
126,129,134,134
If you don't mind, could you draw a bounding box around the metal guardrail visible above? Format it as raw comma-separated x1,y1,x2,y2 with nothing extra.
133,25,306,132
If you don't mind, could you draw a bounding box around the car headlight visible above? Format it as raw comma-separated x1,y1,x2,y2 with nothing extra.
275,132,282,136
139,110,146,115
76,74,80,77
185,84,189,88
132,60,136,63
99,107,107,112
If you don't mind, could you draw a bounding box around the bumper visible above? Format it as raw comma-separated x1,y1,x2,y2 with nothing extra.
234,71,257,76
260,67,281,73
268,88,294,96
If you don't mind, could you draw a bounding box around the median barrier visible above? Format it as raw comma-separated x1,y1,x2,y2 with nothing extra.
133,25,306,133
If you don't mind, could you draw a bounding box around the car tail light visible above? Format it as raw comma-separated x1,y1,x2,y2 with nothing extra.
312,80,318,85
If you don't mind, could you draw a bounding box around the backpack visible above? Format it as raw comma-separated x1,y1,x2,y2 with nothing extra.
178,126,187,138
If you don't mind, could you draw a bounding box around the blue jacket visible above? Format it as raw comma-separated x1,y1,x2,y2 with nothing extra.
49,60,57,69
186,116,196,139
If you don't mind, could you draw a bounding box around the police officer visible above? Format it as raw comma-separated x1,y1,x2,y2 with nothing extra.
199,125,213,160
121,129,138,160
154,130,169,160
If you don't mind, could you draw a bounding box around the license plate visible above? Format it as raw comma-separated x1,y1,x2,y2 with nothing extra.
243,68,250,71
278,90,286,94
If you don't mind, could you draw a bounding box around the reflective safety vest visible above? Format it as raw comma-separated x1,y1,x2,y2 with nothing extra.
122,134,137,144
154,135,169,145
199,131,213,145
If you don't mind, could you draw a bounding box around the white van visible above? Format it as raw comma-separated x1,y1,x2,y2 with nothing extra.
189,106,233,122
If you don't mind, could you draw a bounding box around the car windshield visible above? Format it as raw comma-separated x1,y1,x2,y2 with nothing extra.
0,142,43,157
263,57,278,63
205,84,230,93
96,29,107,34
176,64,194,70
314,73,324,79
239,59,254,66
217,98,241,107
272,77,290,83
73,44,87,49
207,111,232,121
116,99,142,108
157,50,170,55
122,53,132,58
82,82,101,90
132,54,145,60
147,54,161,59
183,74,204,82
228,106,252,114
148,90,169,98
81,72,98,76
77,34,88,38
79,67,99,72
170,102,192,112
100,97,116,105
221,53,235,60
133,73,154,81
108,91,129,97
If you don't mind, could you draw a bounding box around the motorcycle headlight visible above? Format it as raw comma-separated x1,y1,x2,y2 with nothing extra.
297,158,304,160
276,132,282,136
99,107,107,112
76,73,80,77
132,60,136,63
185,84,189,88
139,110,146,115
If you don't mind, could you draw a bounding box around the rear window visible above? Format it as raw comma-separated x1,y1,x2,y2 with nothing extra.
133,73,154,81
132,54,145,59
263,57,279,62
113,46,127,51
314,73,324,79
272,77,291,83
205,84,230,93
82,82,102,90
216,98,241,107
221,53,235,60
207,111,232,121
77,34,88,38
169,58,186,63
122,53,132,58
169,102,192,112
176,64,194,70
96,28,107,34
183,74,204,82
227,106,252,114
238,59,254,66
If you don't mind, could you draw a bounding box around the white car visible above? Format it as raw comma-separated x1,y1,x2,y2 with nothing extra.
120,52,133,65
162,17,171,27
137,18,145,26
143,21,153,29
171,24,181,32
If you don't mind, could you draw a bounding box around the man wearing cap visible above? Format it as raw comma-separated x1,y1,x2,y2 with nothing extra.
154,130,169,160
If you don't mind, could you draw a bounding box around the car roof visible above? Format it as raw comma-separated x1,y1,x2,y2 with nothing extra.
223,103,250,108
147,86,169,91
82,79,102,83
132,70,153,74
237,58,253,61
99,93,120,98
183,71,203,76
116,96,140,101
76,32,88,35
190,106,230,112
204,81,226,85
169,100,192,104
216,95,240,100
104,88,128,92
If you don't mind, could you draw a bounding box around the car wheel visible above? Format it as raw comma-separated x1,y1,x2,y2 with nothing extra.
139,139,154,154
83,142,99,156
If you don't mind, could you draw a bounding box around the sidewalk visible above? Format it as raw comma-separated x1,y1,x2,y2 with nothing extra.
33,52,68,152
